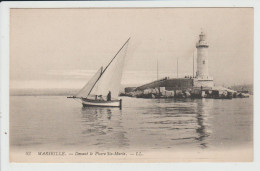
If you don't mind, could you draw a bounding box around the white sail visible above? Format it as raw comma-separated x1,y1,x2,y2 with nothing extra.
89,39,129,99
75,67,103,97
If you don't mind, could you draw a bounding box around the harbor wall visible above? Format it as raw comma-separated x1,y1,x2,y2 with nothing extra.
135,78,194,91
125,87,136,93
193,78,214,88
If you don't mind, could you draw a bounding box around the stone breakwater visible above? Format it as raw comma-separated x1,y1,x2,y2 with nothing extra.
120,86,250,99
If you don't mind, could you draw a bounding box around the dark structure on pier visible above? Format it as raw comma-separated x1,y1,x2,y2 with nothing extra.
135,78,194,91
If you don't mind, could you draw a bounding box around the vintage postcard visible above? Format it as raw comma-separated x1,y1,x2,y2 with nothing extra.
1,1,259,170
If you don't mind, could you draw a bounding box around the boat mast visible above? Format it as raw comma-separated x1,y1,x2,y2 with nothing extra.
157,57,158,80
177,58,178,78
193,52,194,78
87,37,130,96
102,37,130,75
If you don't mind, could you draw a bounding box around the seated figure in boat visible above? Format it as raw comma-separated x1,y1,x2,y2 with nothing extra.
95,95,105,101
107,91,111,101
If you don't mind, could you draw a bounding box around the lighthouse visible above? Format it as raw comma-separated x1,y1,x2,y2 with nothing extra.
194,31,214,88
196,32,209,79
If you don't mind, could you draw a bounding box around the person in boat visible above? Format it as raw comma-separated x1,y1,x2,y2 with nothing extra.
97,95,104,101
107,91,111,101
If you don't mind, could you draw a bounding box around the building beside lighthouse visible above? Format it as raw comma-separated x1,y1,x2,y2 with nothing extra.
126,31,214,93
193,31,214,88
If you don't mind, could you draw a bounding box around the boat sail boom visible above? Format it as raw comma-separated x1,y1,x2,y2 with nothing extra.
88,38,130,99
101,37,131,76
69,38,130,106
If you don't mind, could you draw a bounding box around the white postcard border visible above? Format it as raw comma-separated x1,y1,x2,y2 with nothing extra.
1,0,259,171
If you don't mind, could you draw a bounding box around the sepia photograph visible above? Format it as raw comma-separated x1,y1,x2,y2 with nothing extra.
7,6,254,163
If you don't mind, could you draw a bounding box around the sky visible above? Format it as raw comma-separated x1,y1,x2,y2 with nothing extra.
10,8,253,89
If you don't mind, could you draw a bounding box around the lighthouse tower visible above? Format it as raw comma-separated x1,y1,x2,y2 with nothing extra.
194,31,214,88
196,32,209,78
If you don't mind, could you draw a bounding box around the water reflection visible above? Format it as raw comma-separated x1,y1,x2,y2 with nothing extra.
194,99,212,149
80,107,129,149
107,108,112,120
10,96,253,153
79,98,211,150
133,98,212,149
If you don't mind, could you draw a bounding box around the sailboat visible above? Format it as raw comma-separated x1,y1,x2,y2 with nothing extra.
67,38,130,108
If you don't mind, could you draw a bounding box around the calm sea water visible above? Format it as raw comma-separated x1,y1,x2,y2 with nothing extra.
10,95,253,152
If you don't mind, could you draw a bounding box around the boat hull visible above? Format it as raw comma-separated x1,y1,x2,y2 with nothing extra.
81,98,121,107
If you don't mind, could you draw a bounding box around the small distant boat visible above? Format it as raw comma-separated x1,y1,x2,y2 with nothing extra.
68,38,130,108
